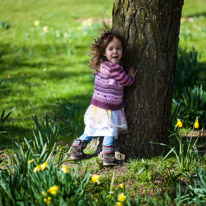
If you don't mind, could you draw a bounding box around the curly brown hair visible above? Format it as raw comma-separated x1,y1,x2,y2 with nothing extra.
89,30,125,70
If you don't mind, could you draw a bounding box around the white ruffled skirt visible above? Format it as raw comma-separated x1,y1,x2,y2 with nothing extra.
83,105,128,139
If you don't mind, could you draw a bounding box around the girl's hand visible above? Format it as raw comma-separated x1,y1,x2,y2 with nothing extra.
129,67,137,78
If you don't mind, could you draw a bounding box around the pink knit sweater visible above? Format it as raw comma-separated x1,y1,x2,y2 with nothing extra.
90,61,134,110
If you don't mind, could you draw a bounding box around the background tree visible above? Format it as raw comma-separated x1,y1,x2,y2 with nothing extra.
112,0,184,157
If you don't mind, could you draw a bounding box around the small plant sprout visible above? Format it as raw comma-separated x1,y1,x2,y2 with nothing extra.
0,107,15,128
91,174,100,184
156,116,200,175
176,119,183,128
47,185,59,195
194,117,199,129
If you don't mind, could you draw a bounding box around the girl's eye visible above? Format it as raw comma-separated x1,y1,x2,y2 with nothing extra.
109,48,113,51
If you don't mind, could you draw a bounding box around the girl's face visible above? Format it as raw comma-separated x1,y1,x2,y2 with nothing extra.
104,37,123,64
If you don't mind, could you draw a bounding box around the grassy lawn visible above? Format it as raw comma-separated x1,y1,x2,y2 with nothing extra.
180,0,206,85
0,0,114,146
0,0,206,203
1,0,206,145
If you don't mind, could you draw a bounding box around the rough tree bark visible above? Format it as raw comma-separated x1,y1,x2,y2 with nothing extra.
111,0,184,157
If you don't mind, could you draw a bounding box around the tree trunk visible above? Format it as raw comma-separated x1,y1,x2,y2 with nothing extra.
112,0,184,157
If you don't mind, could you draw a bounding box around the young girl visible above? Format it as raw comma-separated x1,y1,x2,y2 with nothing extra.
71,30,136,166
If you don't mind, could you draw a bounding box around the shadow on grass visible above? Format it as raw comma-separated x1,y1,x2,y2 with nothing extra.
39,94,92,142
0,42,90,74
198,62,206,89
0,41,94,111
0,125,33,148
0,41,95,148
0,94,93,148
184,12,206,18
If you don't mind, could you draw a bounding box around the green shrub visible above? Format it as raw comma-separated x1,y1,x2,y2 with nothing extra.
0,162,92,205
55,100,80,137
0,21,10,30
0,136,176,206
171,46,203,129
156,125,200,174
0,130,91,205
173,85,206,127
33,114,59,151
176,168,206,205
174,47,200,100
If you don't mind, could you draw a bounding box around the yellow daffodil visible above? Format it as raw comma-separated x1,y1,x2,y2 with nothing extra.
43,26,48,33
33,165,41,173
176,119,183,128
194,118,199,129
43,196,51,205
46,200,51,205
119,183,124,189
116,202,123,206
42,191,46,196
47,185,59,195
34,20,40,26
28,159,34,164
46,201,51,205
118,193,126,202
40,162,48,170
61,165,68,174
91,174,100,183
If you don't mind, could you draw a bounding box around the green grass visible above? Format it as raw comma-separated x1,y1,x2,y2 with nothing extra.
0,0,114,146
0,1,205,142
1,0,206,146
182,0,206,17
180,0,206,85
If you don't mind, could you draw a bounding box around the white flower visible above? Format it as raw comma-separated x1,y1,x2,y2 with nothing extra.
43,26,48,33
34,20,40,26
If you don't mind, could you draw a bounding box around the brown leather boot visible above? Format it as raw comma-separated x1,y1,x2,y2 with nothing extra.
70,139,88,160
103,146,120,166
